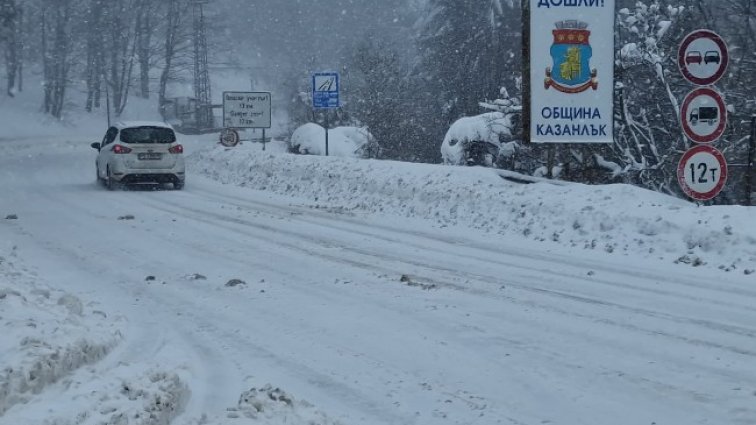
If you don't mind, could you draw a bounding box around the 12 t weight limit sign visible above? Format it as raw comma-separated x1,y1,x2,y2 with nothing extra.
677,145,728,201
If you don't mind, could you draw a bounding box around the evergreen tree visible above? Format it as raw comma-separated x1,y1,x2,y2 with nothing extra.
417,0,521,124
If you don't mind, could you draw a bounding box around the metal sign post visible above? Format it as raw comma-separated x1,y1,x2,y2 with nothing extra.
325,112,329,156
749,116,755,206
312,72,340,156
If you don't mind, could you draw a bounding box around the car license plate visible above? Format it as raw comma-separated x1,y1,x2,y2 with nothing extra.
138,153,162,160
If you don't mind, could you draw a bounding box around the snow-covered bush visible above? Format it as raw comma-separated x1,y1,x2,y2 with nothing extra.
441,112,515,166
441,86,524,167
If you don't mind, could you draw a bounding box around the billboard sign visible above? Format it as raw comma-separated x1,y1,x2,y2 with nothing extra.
528,0,615,144
223,92,272,129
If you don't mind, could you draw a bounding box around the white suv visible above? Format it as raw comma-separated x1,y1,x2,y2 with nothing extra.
91,121,185,190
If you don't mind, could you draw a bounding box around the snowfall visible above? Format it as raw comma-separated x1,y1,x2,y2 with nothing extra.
1,88,756,425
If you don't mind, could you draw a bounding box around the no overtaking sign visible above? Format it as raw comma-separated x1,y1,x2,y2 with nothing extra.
678,30,729,87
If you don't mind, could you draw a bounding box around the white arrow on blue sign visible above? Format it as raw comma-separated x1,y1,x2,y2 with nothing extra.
312,72,340,109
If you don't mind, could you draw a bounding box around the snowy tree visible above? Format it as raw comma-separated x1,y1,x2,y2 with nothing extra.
0,0,20,97
158,0,192,109
348,37,439,161
417,0,521,124
40,0,79,118
611,1,687,193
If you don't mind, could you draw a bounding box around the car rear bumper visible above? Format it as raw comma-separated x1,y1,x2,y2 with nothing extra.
110,157,185,184
118,172,185,184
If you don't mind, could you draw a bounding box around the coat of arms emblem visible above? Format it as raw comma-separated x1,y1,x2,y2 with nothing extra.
545,20,599,94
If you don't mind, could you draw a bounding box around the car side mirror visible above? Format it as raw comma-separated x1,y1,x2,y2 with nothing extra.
91,142,101,151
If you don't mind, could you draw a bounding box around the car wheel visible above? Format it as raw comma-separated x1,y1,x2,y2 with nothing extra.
173,181,184,190
106,166,120,191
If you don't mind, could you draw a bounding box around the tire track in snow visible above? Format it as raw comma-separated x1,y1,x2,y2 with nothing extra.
188,184,756,300
139,197,756,361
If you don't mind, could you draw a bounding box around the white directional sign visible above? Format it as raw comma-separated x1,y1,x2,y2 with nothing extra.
681,87,727,144
678,30,729,86
223,92,271,129
677,145,728,201
528,0,615,144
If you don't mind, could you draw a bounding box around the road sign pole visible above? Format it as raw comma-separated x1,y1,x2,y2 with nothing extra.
748,115,755,206
312,72,339,157
521,0,531,144
262,128,266,152
325,111,329,157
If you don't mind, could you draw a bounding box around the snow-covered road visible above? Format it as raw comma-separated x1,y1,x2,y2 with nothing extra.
2,136,756,425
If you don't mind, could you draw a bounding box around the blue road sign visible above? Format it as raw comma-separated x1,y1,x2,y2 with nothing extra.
312,72,340,109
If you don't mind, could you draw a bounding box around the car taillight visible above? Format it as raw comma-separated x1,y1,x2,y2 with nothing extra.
169,144,184,154
112,144,132,154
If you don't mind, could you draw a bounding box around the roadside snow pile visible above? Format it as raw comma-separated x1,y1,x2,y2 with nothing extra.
192,384,341,425
290,123,373,158
190,147,756,273
2,366,190,425
91,371,188,425
0,250,121,415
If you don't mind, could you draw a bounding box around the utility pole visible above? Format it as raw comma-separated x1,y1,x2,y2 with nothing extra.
192,0,213,131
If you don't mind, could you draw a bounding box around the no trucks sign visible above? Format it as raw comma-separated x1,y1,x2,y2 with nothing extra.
526,0,615,144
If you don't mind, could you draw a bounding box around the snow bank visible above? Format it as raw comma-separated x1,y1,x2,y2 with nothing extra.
0,249,192,425
222,385,342,424
0,250,121,415
191,146,756,273
2,367,191,425
64,370,189,425
290,123,373,158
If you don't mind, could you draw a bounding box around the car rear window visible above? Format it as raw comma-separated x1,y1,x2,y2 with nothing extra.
120,127,176,144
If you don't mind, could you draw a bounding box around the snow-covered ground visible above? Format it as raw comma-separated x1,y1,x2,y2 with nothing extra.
2,113,756,425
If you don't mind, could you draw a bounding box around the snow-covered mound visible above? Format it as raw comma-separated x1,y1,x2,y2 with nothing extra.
290,123,373,158
441,112,516,165
198,385,342,425
191,146,756,273
0,250,121,415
